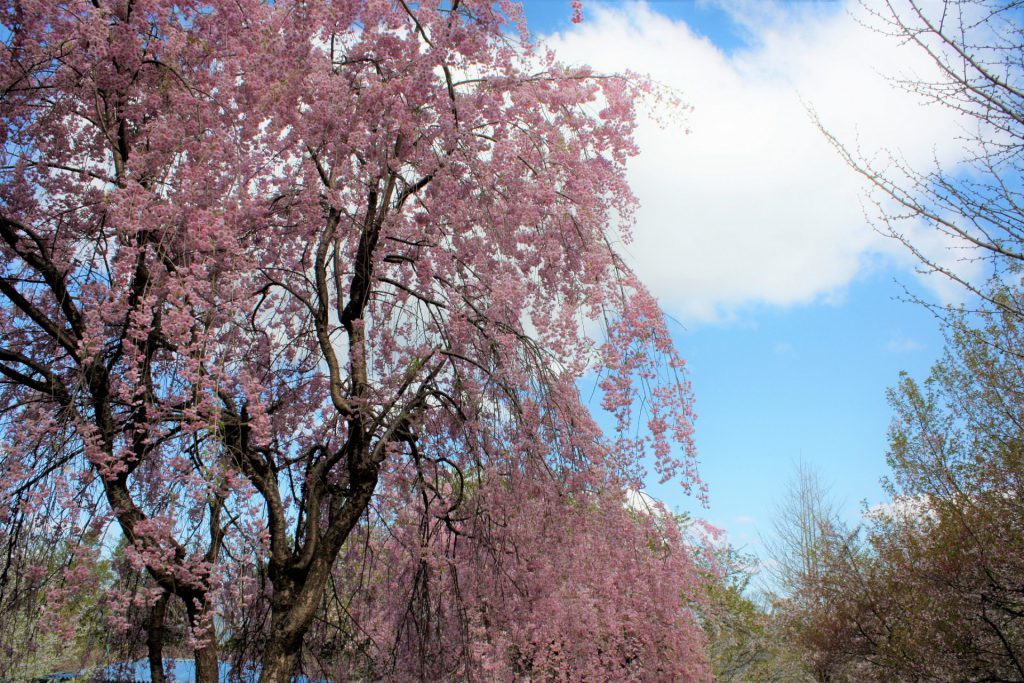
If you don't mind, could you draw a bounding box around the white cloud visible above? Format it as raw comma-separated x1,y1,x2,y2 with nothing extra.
885,334,925,353
624,487,665,516
865,494,935,522
772,341,794,355
544,1,975,323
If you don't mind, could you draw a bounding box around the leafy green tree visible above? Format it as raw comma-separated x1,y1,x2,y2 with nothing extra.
782,291,1024,681
701,543,812,682
0,524,113,681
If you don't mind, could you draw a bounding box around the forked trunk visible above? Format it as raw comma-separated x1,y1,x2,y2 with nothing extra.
258,466,380,682
259,575,320,683
260,639,302,683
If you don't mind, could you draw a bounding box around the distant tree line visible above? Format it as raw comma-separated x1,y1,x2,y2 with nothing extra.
705,0,1024,679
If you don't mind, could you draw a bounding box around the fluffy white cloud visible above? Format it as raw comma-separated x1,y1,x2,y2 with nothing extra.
545,1,977,322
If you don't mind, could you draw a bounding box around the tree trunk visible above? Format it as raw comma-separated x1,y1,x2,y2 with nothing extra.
145,591,169,683
260,636,302,683
258,458,380,682
260,577,315,683
195,644,220,683
185,598,221,683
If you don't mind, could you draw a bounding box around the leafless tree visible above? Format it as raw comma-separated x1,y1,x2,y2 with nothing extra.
825,0,1024,318
764,460,840,598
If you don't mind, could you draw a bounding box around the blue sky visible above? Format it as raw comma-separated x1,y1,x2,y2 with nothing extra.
518,0,971,570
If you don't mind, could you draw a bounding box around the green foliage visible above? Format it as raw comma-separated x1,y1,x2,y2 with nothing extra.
0,532,114,681
697,540,814,682
776,291,1024,681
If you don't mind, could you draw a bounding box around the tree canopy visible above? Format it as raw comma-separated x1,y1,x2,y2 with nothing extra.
0,1,708,680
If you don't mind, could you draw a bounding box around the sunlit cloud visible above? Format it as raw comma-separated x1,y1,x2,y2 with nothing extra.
545,1,974,323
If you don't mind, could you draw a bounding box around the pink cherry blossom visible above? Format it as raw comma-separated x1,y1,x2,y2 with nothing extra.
0,1,707,680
